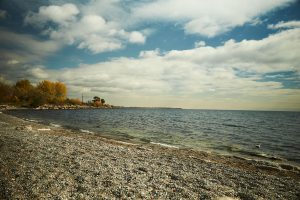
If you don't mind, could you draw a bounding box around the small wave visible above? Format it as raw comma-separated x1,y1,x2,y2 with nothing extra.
50,123,61,128
150,142,179,149
222,123,245,128
228,147,285,161
80,129,94,134
180,130,193,134
26,119,39,123
226,144,242,152
253,152,285,161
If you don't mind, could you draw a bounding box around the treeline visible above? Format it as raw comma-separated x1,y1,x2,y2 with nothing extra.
0,79,81,107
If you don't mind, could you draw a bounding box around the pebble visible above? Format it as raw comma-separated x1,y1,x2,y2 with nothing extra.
0,112,299,199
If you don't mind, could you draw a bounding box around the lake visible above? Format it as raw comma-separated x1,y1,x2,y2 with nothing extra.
7,108,300,163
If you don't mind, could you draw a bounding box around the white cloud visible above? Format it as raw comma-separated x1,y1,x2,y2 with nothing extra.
11,28,298,110
0,10,7,19
25,3,147,54
27,67,49,79
78,15,106,33
77,35,123,53
194,41,206,48
129,31,146,44
25,3,79,26
139,48,161,58
268,20,300,29
7,60,19,65
22,0,296,54
132,0,295,37
2,1,298,109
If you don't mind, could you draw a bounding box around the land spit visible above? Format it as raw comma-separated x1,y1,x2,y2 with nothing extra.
0,112,299,199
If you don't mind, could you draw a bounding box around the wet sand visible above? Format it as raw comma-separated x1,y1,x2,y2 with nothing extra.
0,112,299,199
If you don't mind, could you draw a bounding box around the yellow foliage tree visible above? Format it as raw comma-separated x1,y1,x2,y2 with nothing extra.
15,79,33,91
37,80,55,96
37,80,67,104
1,79,70,107
54,82,67,103
14,79,34,104
0,81,13,103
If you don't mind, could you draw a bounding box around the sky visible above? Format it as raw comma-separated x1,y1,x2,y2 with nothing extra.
0,0,300,110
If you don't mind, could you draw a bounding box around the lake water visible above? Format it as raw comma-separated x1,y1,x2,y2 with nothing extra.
7,108,300,163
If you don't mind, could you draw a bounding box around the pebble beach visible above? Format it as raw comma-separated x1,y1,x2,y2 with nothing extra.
0,112,299,199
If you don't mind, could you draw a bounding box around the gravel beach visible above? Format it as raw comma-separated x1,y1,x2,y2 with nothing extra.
0,112,299,199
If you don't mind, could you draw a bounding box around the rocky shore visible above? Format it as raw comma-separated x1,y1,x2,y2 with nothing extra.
35,104,114,110
0,112,299,199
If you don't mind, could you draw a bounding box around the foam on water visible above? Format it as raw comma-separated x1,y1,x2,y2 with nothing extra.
80,129,94,134
150,142,179,149
50,123,61,128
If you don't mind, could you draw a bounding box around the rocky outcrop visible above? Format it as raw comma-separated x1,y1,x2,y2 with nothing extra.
35,104,114,110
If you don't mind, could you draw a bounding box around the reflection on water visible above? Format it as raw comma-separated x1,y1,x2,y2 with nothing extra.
7,108,300,163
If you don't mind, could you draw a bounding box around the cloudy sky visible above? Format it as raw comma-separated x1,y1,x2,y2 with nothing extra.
0,0,300,110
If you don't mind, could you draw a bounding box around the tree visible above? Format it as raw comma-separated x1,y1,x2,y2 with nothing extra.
92,96,101,107
14,79,34,104
93,96,101,102
0,81,13,103
101,98,105,104
54,82,67,103
15,80,33,91
36,80,67,104
28,89,47,107
37,80,55,102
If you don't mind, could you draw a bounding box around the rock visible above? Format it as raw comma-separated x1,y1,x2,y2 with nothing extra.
75,176,84,184
76,185,86,193
137,167,148,173
237,191,257,200
25,125,33,131
280,164,294,171
15,125,32,131
169,173,180,181
256,165,280,172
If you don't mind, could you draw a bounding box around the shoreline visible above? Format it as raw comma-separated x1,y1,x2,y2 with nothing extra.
4,108,300,167
0,112,299,199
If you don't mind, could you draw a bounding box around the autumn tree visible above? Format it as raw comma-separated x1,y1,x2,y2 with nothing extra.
28,89,47,107
13,79,34,104
54,82,67,103
37,80,55,102
0,81,13,103
15,79,33,91
0,79,73,107
37,80,67,104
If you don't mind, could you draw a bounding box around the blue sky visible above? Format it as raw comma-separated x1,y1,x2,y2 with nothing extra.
0,0,300,110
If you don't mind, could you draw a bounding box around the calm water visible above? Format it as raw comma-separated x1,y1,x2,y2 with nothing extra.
7,109,300,163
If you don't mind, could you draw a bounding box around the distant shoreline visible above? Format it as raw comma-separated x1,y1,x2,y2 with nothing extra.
2,104,300,112
0,104,122,110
